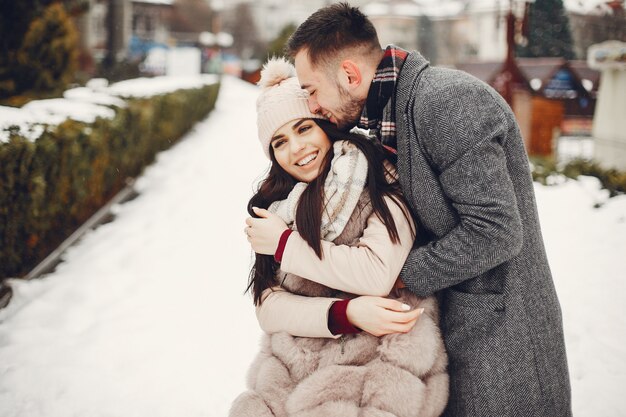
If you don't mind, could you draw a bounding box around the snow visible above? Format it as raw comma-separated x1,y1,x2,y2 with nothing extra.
0,106,49,142
63,87,127,108
0,75,219,143
564,0,614,14
1,76,625,416
534,177,626,417
380,0,615,17
363,0,609,19
557,136,595,162
363,0,465,18
363,1,423,17
106,75,219,98
132,0,173,5
22,98,117,124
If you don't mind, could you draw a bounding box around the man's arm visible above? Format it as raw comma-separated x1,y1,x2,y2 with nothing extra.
400,77,524,296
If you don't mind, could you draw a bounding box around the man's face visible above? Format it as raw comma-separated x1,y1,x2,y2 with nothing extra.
294,50,366,131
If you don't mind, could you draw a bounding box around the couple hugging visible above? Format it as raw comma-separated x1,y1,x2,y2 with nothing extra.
231,3,572,417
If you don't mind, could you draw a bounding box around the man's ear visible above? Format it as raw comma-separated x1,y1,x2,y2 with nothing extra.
340,59,362,89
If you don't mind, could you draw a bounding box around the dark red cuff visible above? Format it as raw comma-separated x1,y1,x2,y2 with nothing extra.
274,229,293,263
328,299,360,335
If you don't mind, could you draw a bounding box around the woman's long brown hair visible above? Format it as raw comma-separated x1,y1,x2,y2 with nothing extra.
246,119,410,305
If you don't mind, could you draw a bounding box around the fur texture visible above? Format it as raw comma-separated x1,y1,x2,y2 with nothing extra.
258,57,295,90
230,193,449,417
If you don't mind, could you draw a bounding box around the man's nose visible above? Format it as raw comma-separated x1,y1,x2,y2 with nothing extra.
307,96,321,114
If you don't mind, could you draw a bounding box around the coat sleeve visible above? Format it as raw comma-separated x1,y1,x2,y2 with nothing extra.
279,196,416,297
400,77,524,296
255,287,341,338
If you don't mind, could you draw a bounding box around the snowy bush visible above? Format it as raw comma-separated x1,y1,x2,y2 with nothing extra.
531,156,626,197
0,79,220,279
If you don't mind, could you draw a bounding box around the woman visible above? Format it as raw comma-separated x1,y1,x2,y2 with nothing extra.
229,58,448,417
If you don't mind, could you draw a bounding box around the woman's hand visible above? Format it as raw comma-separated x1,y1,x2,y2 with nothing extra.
245,207,289,255
346,296,423,337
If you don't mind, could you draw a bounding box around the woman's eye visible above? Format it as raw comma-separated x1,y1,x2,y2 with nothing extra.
273,140,285,149
299,125,311,134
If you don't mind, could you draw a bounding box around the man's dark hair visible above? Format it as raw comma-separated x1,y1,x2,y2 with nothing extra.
286,2,380,67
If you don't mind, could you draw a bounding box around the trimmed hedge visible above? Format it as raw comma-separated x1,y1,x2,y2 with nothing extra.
0,82,220,279
531,156,626,197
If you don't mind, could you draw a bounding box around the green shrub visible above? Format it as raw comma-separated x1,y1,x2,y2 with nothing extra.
0,2,79,99
0,82,220,279
531,156,626,197
17,3,79,92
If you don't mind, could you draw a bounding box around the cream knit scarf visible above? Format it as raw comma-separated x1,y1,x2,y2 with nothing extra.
268,140,368,241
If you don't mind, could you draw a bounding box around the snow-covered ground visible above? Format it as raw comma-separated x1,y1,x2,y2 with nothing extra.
0,76,625,417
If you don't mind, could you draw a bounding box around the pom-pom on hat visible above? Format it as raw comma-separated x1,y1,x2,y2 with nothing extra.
256,57,325,159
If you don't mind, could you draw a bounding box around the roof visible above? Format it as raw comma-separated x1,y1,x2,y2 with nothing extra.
517,58,594,98
568,60,601,91
517,58,568,83
455,57,597,97
454,61,500,83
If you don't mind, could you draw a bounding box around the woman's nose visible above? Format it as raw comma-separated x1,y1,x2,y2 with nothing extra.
290,137,306,154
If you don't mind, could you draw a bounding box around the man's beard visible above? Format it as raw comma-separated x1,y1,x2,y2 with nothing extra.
335,83,366,131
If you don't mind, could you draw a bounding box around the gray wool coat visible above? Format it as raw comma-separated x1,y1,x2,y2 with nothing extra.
393,52,572,417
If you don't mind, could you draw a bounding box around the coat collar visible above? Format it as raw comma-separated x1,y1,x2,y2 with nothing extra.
395,51,430,116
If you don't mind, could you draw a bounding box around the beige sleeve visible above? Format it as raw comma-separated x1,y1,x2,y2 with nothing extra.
280,196,415,297
255,287,341,338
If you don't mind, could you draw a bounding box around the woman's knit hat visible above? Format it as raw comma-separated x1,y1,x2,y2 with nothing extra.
256,57,325,159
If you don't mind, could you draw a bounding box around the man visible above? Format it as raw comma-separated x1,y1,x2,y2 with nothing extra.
248,3,572,416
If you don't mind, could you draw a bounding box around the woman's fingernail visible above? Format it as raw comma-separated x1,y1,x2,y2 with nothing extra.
401,303,411,311
417,308,425,314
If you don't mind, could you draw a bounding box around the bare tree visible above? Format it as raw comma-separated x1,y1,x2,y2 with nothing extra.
222,3,265,59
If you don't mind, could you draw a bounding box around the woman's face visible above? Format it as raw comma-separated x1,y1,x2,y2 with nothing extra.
270,118,332,183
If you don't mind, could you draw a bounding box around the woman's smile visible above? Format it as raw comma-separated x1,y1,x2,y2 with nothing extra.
271,119,332,183
295,151,319,167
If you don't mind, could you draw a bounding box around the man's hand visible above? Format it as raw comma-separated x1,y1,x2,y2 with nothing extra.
245,207,289,255
346,296,423,337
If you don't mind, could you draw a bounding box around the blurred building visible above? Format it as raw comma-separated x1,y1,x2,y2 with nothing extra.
359,0,625,66
71,0,173,65
361,0,509,66
456,58,599,156
219,0,373,60
129,0,174,59
245,0,327,45
352,0,622,158
132,1,173,44
568,0,626,59
74,0,109,66
588,40,626,171
362,0,424,52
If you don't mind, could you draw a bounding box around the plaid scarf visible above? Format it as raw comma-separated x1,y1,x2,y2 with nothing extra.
358,45,408,159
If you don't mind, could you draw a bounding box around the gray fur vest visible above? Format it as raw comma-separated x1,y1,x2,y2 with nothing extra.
230,193,449,417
